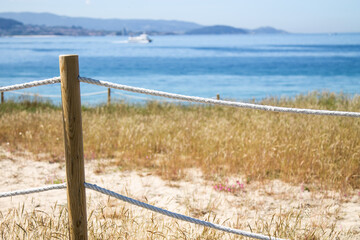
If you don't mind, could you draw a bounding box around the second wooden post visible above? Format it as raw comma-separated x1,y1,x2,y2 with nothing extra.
59,55,88,240
107,88,111,106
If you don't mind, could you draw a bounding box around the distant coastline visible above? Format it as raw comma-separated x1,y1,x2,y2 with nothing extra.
10,35,59,38
0,12,288,37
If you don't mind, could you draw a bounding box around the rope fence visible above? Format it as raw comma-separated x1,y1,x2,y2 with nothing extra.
113,90,184,102
7,90,107,98
0,182,284,240
0,183,66,198
2,76,360,117
7,90,182,102
79,76,360,117
7,90,109,97
0,77,61,92
1,54,359,239
84,182,283,240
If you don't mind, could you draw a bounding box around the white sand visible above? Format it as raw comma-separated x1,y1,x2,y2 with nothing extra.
0,146,359,238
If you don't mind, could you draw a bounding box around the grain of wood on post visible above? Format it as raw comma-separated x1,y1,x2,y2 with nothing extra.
59,55,88,240
1,92,4,104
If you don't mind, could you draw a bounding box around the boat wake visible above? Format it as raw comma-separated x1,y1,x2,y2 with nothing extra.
112,40,129,44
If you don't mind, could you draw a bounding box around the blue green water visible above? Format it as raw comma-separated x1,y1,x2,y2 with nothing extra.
0,34,360,104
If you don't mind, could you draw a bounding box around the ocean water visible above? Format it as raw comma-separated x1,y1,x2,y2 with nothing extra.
0,34,359,105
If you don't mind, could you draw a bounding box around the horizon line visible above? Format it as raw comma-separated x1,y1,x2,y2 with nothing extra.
1,11,360,34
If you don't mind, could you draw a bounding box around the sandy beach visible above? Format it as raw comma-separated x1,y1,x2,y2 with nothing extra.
0,146,359,239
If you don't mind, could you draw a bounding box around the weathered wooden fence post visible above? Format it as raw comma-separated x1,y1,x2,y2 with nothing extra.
59,55,88,240
1,92,4,104
216,94,220,100
107,88,111,106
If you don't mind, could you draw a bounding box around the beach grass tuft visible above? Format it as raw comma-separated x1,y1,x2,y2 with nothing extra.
0,201,349,239
0,91,359,191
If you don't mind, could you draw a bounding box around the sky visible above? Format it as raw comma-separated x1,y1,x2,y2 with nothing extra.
2,0,360,33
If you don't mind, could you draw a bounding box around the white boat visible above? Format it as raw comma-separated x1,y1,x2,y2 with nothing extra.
128,33,152,43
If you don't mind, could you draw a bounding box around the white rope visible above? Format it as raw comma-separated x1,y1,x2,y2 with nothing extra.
0,77,61,92
0,183,66,198
79,77,360,118
7,90,107,98
84,182,285,240
2,77,359,117
113,91,156,101
0,182,286,239
113,91,183,102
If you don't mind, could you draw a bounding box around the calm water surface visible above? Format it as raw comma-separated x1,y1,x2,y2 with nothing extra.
0,34,359,104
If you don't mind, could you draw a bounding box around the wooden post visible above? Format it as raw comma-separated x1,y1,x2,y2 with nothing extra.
216,94,220,100
1,92,3,104
59,55,88,240
107,88,111,106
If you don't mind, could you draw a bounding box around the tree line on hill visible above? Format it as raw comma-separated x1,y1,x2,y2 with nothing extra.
0,12,287,37
0,17,120,36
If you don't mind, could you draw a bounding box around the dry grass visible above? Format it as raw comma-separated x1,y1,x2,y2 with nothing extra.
1,92,359,192
0,199,352,240
1,92,360,192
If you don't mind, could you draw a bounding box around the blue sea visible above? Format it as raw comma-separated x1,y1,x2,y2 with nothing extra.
0,34,360,105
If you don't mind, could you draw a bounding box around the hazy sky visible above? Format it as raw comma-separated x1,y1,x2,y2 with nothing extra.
2,0,360,33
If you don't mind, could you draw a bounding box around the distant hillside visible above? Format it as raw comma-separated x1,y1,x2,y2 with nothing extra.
0,12,203,33
251,26,287,34
0,17,23,30
186,25,249,35
186,25,287,35
0,12,288,36
0,17,113,36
